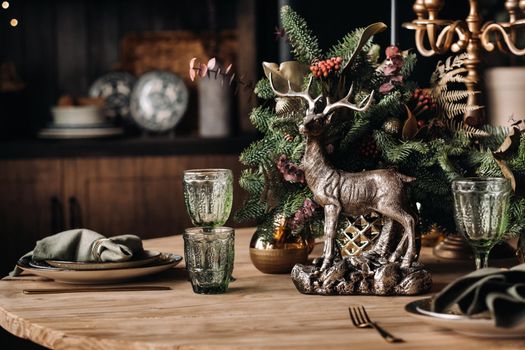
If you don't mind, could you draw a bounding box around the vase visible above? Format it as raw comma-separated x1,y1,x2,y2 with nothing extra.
198,77,231,137
485,67,525,127
249,226,309,274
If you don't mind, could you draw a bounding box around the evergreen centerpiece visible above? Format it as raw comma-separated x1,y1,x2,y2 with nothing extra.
235,5,525,267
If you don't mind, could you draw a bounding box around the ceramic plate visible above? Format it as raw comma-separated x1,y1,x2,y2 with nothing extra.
89,72,136,119
38,126,123,139
44,250,161,270
405,297,525,338
130,70,188,132
17,253,182,284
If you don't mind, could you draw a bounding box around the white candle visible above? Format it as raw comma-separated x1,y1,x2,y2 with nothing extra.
391,0,398,45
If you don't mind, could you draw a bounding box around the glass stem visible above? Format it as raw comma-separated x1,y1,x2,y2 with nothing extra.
474,248,490,269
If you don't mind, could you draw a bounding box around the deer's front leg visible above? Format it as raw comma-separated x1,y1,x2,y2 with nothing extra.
321,204,341,271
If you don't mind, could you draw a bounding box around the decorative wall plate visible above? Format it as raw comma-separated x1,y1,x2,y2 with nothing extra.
89,72,136,119
130,70,189,132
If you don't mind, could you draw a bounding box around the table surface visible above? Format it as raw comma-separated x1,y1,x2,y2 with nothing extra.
1,228,524,350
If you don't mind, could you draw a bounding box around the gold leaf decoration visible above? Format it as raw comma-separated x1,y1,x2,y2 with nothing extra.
342,22,387,71
431,53,483,120
262,61,309,92
494,126,521,159
402,105,418,140
494,158,516,192
447,119,490,138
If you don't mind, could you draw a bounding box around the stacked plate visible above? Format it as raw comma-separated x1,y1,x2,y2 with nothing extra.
405,298,525,338
38,104,124,139
16,250,182,284
38,123,124,139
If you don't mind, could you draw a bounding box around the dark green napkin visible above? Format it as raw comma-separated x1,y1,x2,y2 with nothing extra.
432,264,525,328
11,229,144,276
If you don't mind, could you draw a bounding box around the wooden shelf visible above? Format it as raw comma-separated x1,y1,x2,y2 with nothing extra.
0,134,258,159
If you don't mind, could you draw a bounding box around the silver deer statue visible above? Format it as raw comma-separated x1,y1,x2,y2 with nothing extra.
269,74,418,273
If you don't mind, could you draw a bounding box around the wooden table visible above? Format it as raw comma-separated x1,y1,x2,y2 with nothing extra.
1,228,524,350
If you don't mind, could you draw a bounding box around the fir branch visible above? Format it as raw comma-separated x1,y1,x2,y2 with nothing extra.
254,78,275,100
400,52,417,78
481,124,510,150
476,150,503,177
437,153,462,181
507,197,525,237
249,106,276,133
374,131,427,164
239,135,279,167
270,117,300,137
280,5,321,63
281,187,312,219
234,197,267,223
328,27,372,63
239,168,265,195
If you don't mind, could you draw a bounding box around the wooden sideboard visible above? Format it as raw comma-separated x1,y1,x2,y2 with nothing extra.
0,137,252,276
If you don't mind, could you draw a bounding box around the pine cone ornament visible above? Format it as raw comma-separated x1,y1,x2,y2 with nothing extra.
284,133,295,142
275,97,288,115
382,117,402,135
359,136,380,158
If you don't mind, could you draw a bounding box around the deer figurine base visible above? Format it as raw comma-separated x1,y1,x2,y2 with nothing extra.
291,255,432,296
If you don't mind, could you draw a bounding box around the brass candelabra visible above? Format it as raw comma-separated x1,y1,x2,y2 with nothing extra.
404,0,525,126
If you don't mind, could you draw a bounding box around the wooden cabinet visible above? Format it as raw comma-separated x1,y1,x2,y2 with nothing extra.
0,160,63,276
0,155,245,276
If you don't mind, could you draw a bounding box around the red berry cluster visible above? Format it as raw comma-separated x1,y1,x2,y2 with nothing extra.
309,57,343,78
290,198,319,231
359,136,380,158
277,155,305,184
411,88,437,126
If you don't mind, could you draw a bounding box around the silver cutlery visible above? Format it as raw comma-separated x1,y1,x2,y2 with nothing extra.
348,306,404,343
23,285,171,294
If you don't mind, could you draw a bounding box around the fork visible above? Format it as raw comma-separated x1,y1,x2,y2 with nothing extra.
348,306,404,343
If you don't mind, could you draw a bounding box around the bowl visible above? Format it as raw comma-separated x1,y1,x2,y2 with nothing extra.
51,105,104,126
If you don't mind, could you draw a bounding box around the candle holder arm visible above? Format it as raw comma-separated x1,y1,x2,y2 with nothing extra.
405,20,469,57
481,21,525,56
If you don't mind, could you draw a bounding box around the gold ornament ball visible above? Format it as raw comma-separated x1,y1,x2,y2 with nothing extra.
382,117,402,135
249,225,309,274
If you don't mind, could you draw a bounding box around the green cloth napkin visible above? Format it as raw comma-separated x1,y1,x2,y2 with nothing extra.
11,229,144,276
432,264,525,328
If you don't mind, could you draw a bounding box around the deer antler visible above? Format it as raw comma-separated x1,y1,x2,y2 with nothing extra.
323,84,374,116
268,73,321,112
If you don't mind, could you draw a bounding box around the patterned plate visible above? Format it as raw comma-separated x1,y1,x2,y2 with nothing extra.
130,70,189,132
89,72,136,119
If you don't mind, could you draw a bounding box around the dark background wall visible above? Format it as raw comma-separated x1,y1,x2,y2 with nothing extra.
0,0,510,139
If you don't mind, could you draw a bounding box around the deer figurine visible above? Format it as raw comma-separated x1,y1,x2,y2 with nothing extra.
269,74,417,271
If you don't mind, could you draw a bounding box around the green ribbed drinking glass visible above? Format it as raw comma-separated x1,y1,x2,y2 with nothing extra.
452,177,511,269
183,169,233,227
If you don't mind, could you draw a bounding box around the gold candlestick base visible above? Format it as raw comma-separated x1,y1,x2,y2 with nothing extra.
433,234,473,260
433,234,516,260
